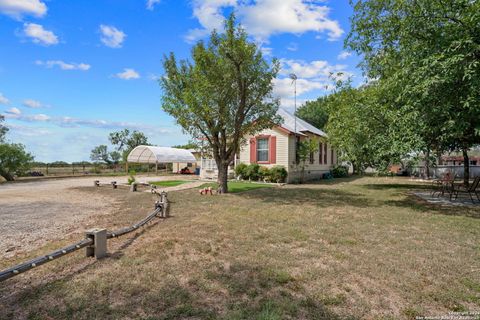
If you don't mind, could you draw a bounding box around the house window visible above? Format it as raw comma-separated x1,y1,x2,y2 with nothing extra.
309,151,314,164
324,143,328,164
257,138,269,162
319,142,323,164
331,149,334,164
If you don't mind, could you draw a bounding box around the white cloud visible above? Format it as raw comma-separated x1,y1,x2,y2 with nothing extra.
272,58,351,107
5,123,51,137
279,59,349,79
115,68,140,80
23,23,58,45
186,0,343,42
337,51,351,60
185,0,236,43
146,0,161,10
23,99,45,108
5,107,21,115
0,0,47,19
5,110,170,134
287,42,298,51
99,24,126,48
273,77,329,98
0,93,10,105
35,60,91,71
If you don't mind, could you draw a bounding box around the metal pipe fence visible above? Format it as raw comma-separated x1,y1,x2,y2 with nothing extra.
0,192,169,283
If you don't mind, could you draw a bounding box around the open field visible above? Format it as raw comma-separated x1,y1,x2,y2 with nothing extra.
0,177,479,319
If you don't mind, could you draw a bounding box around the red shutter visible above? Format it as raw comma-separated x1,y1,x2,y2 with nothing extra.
250,137,256,163
269,136,276,164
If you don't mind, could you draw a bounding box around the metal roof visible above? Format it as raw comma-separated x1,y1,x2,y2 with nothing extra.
277,108,327,137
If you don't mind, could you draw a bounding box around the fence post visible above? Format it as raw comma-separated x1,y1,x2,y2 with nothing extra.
85,229,107,259
160,191,169,218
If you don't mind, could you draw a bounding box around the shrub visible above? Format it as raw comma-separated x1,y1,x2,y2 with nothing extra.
269,166,288,183
128,170,136,185
258,166,271,181
244,163,260,181
234,163,248,179
331,165,348,178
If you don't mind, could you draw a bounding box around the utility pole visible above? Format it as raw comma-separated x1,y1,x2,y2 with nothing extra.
289,73,298,165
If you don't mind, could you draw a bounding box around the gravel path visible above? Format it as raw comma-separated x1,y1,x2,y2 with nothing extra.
0,175,200,258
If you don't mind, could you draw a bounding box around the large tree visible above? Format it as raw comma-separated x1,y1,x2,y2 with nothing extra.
295,96,330,130
109,129,149,161
160,15,281,193
0,143,34,181
347,0,480,184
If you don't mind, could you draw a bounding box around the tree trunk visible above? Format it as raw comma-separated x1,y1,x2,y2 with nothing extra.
425,149,430,179
217,161,229,194
463,147,470,187
0,170,14,181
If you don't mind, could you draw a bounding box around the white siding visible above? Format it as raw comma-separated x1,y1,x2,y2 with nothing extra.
239,128,289,167
239,129,337,183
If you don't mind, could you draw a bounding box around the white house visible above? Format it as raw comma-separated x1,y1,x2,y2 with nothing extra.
238,108,336,183
200,108,337,183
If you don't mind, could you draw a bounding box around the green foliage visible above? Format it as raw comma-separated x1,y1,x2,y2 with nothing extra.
0,115,7,143
234,162,248,178
0,143,34,181
296,138,319,183
109,129,149,161
269,166,288,183
244,163,260,181
331,165,349,178
127,170,136,185
347,0,480,183
172,142,198,150
198,181,273,193
109,151,121,164
149,180,187,187
160,14,281,193
258,166,271,181
296,96,330,130
90,145,111,164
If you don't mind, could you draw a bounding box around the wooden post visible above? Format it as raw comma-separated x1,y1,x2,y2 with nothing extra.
126,162,129,174
155,161,158,175
46,163,49,176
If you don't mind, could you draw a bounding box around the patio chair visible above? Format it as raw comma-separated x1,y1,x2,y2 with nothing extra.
451,176,480,203
431,172,455,197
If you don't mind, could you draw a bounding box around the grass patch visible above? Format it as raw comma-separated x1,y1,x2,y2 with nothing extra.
199,181,274,193
1,177,479,319
149,180,188,187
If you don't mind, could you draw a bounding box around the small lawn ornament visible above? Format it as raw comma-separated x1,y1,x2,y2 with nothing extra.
111,181,117,189
199,186,214,195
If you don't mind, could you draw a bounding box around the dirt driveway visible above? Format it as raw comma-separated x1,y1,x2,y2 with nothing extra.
0,175,198,258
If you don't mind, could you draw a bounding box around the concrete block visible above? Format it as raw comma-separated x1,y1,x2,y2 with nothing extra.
85,228,107,259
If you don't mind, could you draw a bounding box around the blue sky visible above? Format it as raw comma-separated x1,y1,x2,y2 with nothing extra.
0,0,360,162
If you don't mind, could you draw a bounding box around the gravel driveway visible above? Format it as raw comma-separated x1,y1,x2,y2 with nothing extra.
0,175,198,258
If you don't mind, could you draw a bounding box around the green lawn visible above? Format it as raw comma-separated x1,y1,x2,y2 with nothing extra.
1,177,479,319
199,181,274,193
149,180,189,187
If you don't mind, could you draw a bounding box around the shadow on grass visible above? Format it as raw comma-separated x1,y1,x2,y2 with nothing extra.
383,195,480,219
142,262,358,320
363,183,432,191
239,187,377,209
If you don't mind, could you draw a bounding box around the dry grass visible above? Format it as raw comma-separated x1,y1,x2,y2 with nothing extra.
0,177,479,319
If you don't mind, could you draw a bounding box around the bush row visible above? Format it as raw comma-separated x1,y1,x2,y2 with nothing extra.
235,163,288,183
